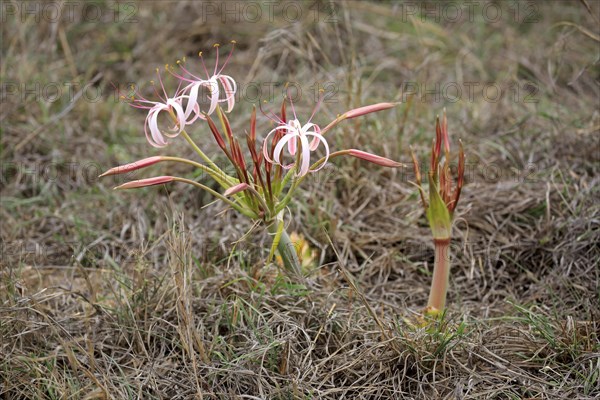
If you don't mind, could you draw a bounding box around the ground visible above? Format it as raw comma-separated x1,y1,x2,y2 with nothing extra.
1,1,599,399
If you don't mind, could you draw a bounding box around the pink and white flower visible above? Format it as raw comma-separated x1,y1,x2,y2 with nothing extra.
263,118,329,177
123,70,190,148
262,95,401,177
170,42,238,121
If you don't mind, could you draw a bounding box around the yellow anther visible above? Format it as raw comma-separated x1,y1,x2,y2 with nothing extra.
176,60,181,64
319,88,325,93
182,56,186,62
130,84,135,90
231,40,237,44
198,51,203,57
150,80,155,85
165,64,169,70
213,43,220,47
155,67,159,72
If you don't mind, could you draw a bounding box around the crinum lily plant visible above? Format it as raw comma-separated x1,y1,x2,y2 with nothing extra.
411,111,465,315
101,43,403,277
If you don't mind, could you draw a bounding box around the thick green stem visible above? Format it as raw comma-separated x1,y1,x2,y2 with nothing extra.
427,238,451,313
267,220,302,277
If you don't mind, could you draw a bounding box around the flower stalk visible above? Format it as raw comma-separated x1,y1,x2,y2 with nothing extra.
428,238,451,312
267,212,302,276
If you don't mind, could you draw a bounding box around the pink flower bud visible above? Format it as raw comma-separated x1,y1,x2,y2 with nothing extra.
114,176,175,190
224,182,250,196
344,103,396,119
348,149,404,168
100,156,164,177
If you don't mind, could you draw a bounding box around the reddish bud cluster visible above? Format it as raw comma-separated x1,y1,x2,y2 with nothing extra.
412,110,465,215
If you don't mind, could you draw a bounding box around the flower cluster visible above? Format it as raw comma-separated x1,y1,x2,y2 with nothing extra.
120,43,237,148
102,42,404,275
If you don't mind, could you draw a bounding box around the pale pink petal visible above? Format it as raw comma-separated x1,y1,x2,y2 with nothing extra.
306,124,321,151
144,113,157,147
297,133,311,177
287,119,302,155
183,100,201,124
305,132,329,173
287,134,297,156
263,126,285,164
218,75,236,112
183,82,201,119
146,107,168,148
273,132,298,168
206,78,220,115
164,98,186,138
149,108,168,146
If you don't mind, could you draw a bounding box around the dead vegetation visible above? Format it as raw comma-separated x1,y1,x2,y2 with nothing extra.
1,1,599,399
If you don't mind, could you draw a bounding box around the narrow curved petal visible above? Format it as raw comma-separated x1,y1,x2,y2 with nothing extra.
183,82,201,119
287,134,297,155
273,132,299,170
164,98,186,138
304,132,329,173
297,133,312,176
306,124,322,151
287,120,302,155
177,92,202,124
145,107,169,148
218,75,236,112
185,101,201,124
263,125,285,164
206,78,220,115
148,109,166,146
144,113,159,147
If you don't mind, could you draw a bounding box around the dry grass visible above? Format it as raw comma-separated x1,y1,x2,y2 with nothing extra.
1,1,599,399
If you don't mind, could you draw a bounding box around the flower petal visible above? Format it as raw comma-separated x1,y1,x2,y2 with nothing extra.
206,78,220,115
297,132,311,176
183,82,201,119
287,134,297,156
273,131,299,170
263,125,286,164
218,75,236,112
307,125,321,151
146,107,169,148
164,98,186,138
304,132,329,173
